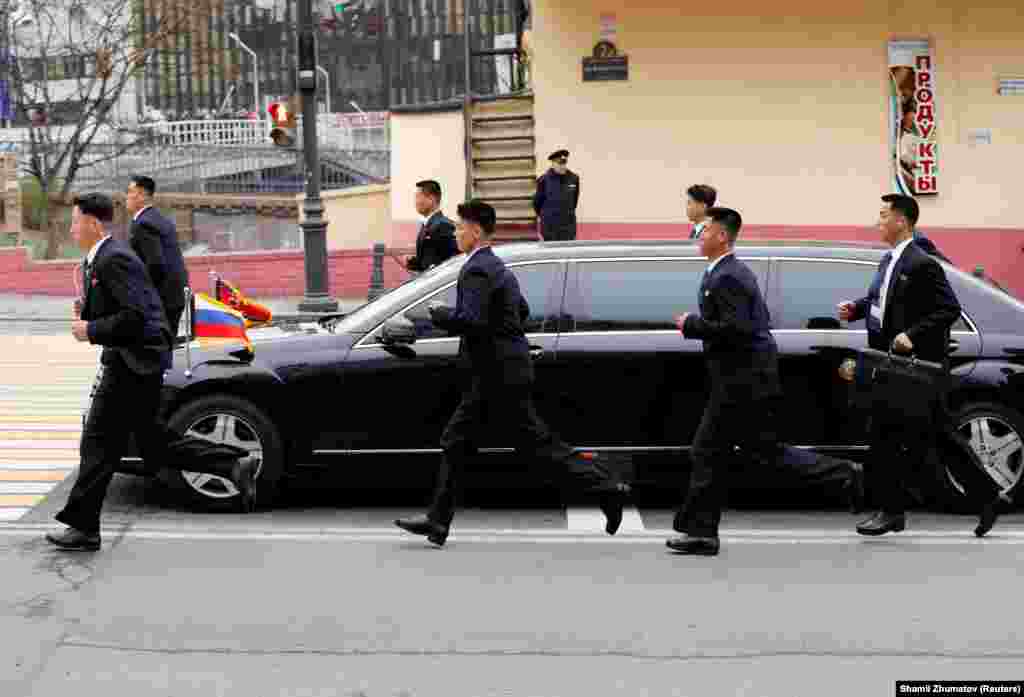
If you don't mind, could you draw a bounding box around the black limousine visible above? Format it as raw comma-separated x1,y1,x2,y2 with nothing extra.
129,241,1024,511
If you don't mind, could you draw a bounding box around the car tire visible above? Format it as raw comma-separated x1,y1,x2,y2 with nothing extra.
162,394,285,511
939,402,1024,510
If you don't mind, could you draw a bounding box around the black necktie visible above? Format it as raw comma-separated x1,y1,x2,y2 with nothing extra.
866,251,892,333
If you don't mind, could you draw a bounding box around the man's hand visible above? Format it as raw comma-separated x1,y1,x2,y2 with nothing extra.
675,313,689,334
892,332,914,353
427,301,448,324
73,299,83,319
838,358,857,382
837,301,856,322
71,320,90,343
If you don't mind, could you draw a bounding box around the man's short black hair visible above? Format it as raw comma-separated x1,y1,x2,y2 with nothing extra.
881,193,919,227
707,206,742,244
130,175,156,197
686,184,717,208
457,198,496,236
73,193,114,223
416,179,442,200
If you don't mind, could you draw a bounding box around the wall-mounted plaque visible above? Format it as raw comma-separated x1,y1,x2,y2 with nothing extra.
582,41,628,82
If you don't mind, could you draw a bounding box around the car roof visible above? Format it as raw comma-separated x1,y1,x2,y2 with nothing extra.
493,239,890,263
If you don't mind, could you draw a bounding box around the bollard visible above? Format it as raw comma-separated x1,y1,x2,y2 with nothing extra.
367,242,386,301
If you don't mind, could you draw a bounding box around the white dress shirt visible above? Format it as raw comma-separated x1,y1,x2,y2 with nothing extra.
133,205,152,223
704,250,734,277
879,236,914,326
86,235,112,266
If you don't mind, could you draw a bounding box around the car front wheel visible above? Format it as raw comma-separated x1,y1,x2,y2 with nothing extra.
944,402,1024,508
162,394,285,511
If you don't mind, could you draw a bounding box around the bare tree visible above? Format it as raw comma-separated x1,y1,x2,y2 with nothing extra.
3,0,217,257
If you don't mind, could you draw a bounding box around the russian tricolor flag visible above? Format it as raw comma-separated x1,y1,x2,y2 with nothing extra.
191,293,253,354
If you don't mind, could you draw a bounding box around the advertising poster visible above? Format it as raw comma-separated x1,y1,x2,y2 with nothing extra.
888,39,938,196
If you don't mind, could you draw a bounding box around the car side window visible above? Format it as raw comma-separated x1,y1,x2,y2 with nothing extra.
401,262,563,340
776,260,877,330
570,260,706,332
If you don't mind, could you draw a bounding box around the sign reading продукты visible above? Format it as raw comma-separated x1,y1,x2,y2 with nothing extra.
583,41,628,82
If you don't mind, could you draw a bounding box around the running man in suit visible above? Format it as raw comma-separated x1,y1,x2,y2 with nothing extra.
395,199,629,547
46,194,257,552
839,194,1002,537
668,207,782,556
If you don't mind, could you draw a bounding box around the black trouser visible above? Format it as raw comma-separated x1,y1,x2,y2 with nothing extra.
870,395,998,515
427,379,617,526
678,393,782,537
56,357,239,534
540,219,577,242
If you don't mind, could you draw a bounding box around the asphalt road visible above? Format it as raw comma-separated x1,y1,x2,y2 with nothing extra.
4,332,1024,696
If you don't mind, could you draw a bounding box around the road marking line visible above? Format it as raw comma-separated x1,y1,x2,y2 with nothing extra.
0,482,61,495
0,470,69,481
0,494,45,507
0,461,76,470
567,505,645,532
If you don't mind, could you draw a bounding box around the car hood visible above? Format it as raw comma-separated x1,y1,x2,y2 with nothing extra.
170,321,358,374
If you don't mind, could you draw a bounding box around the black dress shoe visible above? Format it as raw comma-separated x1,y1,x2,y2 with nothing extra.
975,498,1001,538
599,482,632,536
232,455,259,513
665,534,720,556
45,528,101,551
394,515,449,546
844,461,866,514
856,511,906,536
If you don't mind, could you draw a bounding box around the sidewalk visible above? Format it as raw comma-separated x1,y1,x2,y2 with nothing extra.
0,294,369,323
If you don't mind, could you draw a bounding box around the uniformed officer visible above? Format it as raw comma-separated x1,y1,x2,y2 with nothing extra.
533,149,580,241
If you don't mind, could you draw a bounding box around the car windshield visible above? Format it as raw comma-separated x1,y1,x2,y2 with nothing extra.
332,252,468,334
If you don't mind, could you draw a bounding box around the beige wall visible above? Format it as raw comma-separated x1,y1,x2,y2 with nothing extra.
297,184,392,249
389,110,467,243
532,0,1024,228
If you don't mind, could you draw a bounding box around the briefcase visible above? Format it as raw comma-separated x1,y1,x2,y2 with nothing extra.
859,347,947,426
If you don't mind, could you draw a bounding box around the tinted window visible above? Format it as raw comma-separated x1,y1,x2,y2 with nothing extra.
571,260,768,332
402,262,563,340
777,260,876,330
779,259,974,332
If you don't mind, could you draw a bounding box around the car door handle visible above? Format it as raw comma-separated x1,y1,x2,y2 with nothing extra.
948,339,961,353
529,347,545,360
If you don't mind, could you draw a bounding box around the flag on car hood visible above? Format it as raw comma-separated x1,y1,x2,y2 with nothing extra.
215,277,272,327
191,293,253,356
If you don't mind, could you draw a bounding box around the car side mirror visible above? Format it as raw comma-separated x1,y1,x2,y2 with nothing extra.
380,316,417,346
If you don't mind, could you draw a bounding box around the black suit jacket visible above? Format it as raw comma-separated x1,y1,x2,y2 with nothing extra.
406,211,457,272
682,254,781,403
430,247,534,387
130,206,189,333
850,241,960,363
82,238,173,375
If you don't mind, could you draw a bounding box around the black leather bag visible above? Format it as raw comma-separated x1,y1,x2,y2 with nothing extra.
859,347,947,426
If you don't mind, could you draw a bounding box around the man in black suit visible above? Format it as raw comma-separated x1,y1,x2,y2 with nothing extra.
125,176,189,341
684,184,716,240
668,207,782,556
405,180,458,273
838,194,1002,537
394,199,629,546
46,194,257,552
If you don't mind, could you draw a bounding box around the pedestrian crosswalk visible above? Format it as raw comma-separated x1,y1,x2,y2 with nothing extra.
0,335,97,521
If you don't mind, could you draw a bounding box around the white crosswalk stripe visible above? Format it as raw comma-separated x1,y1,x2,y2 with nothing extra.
0,335,96,521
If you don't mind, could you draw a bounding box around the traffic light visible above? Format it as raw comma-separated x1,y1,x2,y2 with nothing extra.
268,99,297,147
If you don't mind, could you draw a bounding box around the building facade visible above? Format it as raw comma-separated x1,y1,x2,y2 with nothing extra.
388,0,1024,295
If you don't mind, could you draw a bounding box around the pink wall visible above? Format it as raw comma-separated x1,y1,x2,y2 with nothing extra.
0,247,413,300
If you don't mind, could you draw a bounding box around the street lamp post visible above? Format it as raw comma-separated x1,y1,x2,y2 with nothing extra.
228,32,259,117
316,65,329,114
296,0,336,312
